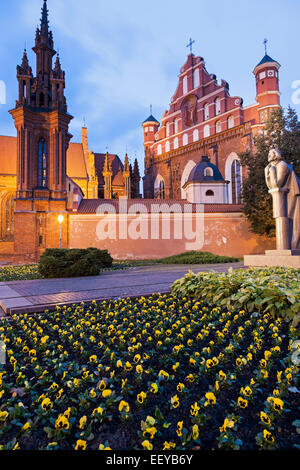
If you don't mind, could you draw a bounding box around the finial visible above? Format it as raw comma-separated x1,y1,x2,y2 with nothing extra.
83,116,86,127
150,104,153,115
186,38,195,55
263,38,268,55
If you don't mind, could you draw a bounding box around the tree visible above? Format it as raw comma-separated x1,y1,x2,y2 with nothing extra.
239,106,300,237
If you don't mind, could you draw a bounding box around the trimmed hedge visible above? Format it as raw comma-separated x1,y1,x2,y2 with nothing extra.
38,248,113,278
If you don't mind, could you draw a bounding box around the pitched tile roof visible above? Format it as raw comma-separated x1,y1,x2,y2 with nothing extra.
77,198,243,214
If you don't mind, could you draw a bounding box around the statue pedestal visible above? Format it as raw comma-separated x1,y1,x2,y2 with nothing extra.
244,250,300,268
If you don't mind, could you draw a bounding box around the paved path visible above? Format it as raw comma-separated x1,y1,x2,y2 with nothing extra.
0,262,244,316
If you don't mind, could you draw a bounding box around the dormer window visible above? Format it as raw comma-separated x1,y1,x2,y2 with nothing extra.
204,167,213,177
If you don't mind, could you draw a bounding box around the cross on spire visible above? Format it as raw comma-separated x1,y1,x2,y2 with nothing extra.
187,38,195,54
263,38,268,55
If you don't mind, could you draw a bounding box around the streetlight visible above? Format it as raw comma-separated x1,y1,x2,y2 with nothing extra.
58,214,64,249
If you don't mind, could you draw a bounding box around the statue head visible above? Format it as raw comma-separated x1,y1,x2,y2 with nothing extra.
268,148,282,163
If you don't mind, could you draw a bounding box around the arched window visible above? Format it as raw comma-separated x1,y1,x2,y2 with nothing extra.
204,167,213,177
193,68,200,88
165,141,170,152
203,124,210,138
166,122,170,137
206,190,214,196
231,159,242,204
228,115,234,129
173,137,179,149
183,133,188,146
157,144,162,155
159,180,165,199
204,103,209,120
174,118,179,134
38,138,47,188
215,97,221,115
216,120,221,133
193,129,199,142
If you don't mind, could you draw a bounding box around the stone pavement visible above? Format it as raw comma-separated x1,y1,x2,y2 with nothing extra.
0,262,244,316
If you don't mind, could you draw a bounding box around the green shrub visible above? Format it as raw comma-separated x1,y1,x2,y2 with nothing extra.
171,267,300,324
157,251,239,265
38,247,113,278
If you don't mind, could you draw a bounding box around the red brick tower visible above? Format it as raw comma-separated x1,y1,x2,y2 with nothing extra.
142,112,160,198
253,48,281,124
10,0,73,258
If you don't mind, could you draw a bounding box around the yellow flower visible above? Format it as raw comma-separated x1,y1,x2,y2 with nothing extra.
136,365,143,374
75,440,87,451
89,388,97,398
55,415,70,430
260,411,271,425
150,383,159,394
99,444,112,450
143,427,157,439
204,392,216,406
263,429,275,443
190,402,200,416
192,424,199,440
22,422,31,431
102,390,112,398
79,416,87,429
171,395,180,409
219,418,235,433
237,397,248,408
219,370,227,381
133,354,141,363
142,440,153,450
176,421,183,437
41,398,53,412
92,407,104,416
137,391,147,404
241,386,252,397
177,383,185,393
0,411,9,421
89,355,97,363
163,442,176,450
119,401,130,413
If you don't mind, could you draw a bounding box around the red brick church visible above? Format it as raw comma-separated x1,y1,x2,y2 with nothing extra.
142,43,280,204
0,1,277,259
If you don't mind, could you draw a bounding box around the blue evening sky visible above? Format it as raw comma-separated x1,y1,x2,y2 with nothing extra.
0,0,299,173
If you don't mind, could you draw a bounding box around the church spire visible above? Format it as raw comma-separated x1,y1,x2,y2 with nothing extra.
35,0,53,49
40,0,49,42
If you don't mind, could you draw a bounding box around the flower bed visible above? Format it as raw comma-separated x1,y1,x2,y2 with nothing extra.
0,265,41,282
0,295,299,450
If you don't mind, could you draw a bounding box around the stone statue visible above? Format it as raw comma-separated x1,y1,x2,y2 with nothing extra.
265,149,300,250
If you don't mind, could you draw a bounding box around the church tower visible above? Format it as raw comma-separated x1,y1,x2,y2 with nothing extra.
253,42,281,124
10,0,73,258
